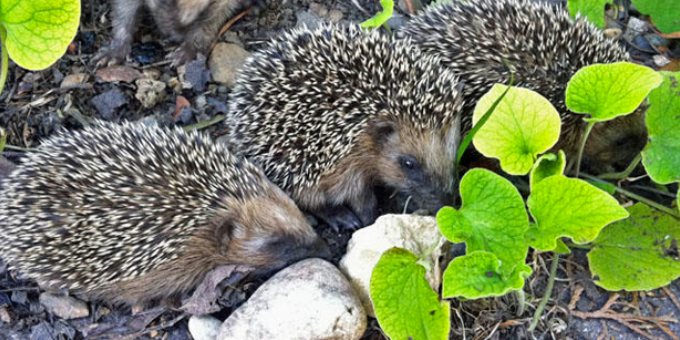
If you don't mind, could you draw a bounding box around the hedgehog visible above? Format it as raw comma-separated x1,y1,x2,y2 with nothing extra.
226,24,465,231
399,0,648,174
94,0,265,66
0,121,329,306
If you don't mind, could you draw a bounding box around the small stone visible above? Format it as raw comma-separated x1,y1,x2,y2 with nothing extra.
296,10,324,29
174,106,194,124
92,89,127,120
189,315,222,340
309,3,328,17
218,259,366,340
208,43,250,87
135,78,167,108
184,55,211,92
622,17,648,42
0,306,12,323
96,65,143,83
339,214,445,317
11,291,27,305
60,73,89,88
39,293,89,320
328,10,343,23
653,55,671,68
603,28,622,40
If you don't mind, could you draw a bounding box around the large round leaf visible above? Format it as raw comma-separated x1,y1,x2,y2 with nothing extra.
567,0,611,29
442,251,526,299
437,169,531,296
526,175,629,251
565,62,662,122
641,72,680,184
0,0,80,70
631,0,680,34
589,203,680,291
472,85,561,175
370,248,450,340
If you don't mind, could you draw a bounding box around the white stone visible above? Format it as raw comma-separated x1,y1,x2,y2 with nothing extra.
217,259,366,340
189,315,222,340
135,78,167,108
339,214,445,317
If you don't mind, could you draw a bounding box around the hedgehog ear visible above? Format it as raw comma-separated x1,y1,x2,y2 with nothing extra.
369,120,398,146
213,216,237,247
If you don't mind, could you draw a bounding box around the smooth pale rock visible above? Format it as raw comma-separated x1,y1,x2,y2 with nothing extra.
189,315,222,340
339,214,445,317
218,259,366,340
208,43,250,87
39,293,89,320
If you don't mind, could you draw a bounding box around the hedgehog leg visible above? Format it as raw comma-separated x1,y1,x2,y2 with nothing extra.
314,205,364,232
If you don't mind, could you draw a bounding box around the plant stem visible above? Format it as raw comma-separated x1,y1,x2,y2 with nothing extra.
0,26,8,96
515,289,526,317
529,252,559,332
0,127,6,155
597,154,642,180
582,173,680,219
574,120,595,178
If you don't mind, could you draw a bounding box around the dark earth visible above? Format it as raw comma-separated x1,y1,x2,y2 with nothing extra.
1,0,679,339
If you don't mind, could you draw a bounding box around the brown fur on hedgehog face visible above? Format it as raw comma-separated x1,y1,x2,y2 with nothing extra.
93,188,328,306
373,121,459,214
341,116,461,215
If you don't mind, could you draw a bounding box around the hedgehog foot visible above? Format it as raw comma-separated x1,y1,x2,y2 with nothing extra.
315,205,365,232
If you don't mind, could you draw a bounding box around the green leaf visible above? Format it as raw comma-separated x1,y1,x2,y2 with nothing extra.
0,0,80,70
554,239,572,255
472,84,561,175
589,203,680,291
631,0,680,34
565,62,663,122
641,72,680,185
360,0,394,29
370,248,450,340
530,151,566,190
437,169,532,290
567,0,612,29
442,251,525,299
526,175,629,251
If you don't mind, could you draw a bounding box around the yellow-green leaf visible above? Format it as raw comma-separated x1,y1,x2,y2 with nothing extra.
0,0,80,70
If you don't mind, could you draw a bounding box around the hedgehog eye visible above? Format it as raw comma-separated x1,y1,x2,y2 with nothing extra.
399,156,419,171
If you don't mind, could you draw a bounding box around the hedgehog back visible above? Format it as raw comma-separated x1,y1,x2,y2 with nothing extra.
227,25,463,197
401,0,630,128
0,122,268,293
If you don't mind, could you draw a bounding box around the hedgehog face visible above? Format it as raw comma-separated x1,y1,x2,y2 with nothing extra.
371,120,459,214
217,191,330,273
581,108,648,174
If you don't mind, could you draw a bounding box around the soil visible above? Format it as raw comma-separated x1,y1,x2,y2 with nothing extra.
1,0,679,339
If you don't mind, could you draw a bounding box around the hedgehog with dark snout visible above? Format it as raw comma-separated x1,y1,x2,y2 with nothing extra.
400,0,648,174
95,0,265,66
226,25,465,231
0,121,329,306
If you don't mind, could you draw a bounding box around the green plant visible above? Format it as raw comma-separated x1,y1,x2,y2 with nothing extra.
360,0,394,32
567,0,613,29
369,60,679,339
0,0,80,94
630,0,680,34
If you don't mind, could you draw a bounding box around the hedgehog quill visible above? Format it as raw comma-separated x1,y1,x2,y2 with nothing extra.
0,121,329,306
401,0,647,174
227,25,465,230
